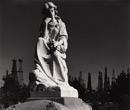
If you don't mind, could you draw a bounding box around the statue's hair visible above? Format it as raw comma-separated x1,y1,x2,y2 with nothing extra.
41,2,58,17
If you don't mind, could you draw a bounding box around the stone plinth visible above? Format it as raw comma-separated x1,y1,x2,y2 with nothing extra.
29,89,78,98
26,92,92,110
29,84,78,98
25,98,92,110
6,99,92,110
6,100,69,110
24,87,92,110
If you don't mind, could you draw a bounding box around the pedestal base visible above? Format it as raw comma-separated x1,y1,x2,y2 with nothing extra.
26,97,92,110
29,84,78,98
24,87,92,110
6,99,92,110
29,89,78,98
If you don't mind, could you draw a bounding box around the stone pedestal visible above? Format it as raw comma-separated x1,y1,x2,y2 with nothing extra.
25,86,92,110
26,97,92,110
6,99,92,110
29,86,78,98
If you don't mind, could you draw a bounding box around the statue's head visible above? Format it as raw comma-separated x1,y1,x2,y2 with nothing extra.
41,2,58,18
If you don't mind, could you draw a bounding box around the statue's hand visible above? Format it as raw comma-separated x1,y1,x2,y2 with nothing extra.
53,39,64,48
45,17,51,24
53,41,59,48
47,40,56,52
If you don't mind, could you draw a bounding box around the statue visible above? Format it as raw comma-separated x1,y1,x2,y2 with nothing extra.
29,2,78,97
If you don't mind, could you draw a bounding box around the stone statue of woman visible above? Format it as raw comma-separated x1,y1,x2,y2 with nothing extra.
29,2,78,97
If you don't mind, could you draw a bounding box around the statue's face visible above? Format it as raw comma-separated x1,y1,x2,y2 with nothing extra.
49,8,55,18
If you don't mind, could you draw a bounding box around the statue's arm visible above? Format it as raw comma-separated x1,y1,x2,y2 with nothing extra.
39,17,51,37
58,20,68,51
59,20,68,40
53,20,68,53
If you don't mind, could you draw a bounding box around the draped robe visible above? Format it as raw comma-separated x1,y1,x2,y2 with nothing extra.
30,17,69,89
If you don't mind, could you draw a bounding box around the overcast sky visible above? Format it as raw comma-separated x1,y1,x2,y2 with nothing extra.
0,0,129,89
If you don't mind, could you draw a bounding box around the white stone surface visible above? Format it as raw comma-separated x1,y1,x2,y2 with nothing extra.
30,85,78,98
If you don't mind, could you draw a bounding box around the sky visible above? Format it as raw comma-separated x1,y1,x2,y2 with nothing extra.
0,0,129,89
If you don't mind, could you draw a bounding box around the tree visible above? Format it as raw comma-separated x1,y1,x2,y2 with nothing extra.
1,74,30,108
110,70,130,110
